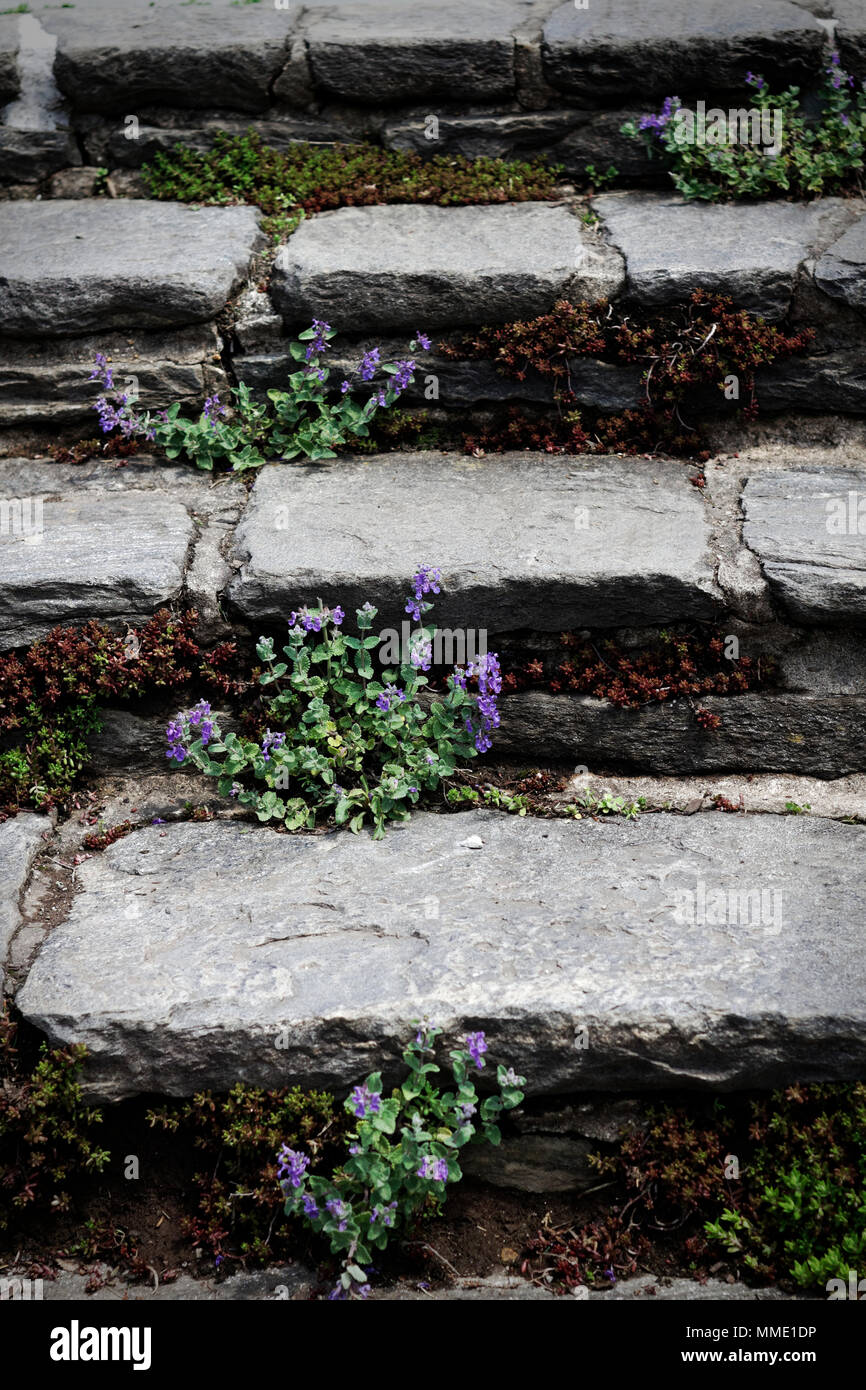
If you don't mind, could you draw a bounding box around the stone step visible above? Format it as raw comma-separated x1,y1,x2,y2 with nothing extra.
3,451,865,774
227,453,721,633
0,200,263,337
3,0,847,121
269,196,865,334
14,810,866,1100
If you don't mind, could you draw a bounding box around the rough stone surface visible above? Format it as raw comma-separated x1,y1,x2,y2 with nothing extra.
45,0,295,112
0,14,20,106
562,770,866,822
756,353,866,417
742,469,866,626
593,193,855,318
0,492,194,649
301,0,533,104
269,203,625,332
495,690,866,777
542,0,825,98
0,324,223,426
17,811,866,1100
461,1133,597,1192
0,813,48,990
835,0,866,73
228,454,720,633
0,201,263,336
0,129,80,185
814,215,866,312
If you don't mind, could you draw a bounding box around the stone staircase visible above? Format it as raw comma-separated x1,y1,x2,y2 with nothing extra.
0,4,865,1290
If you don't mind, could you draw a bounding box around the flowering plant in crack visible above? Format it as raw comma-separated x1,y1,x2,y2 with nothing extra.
278,1024,526,1300
164,569,500,839
623,57,866,202
87,324,429,472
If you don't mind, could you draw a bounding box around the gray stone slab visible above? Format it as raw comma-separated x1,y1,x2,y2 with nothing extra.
0,323,222,426
742,469,866,625
0,492,194,649
0,200,263,336
16,810,866,1100
228,453,720,633
44,0,295,112
0,14,20,105
542,0,824,98
269,203,625,333
0,129,80,185
835,0,866,73
0,813,47,990
301,0,533,104
495,690,866,777
593,193,852,319
814,214,866,312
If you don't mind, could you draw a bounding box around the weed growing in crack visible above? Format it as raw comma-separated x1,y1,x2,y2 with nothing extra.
88,326,430,470
623,57,866,202
445,291,813,458
278,1023,525,1300
143,132,561,239
165,569,501,838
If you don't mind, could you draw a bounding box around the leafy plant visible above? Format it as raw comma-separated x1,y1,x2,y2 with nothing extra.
165,568,502,838
565,790,645,820
0,1007,110,1227
623,57,866,201
584,162,619,189
88,325,429,471
143,131,560,238
0,610,242,811
445,783,529,815
279,1023,525,1299
147,1084,344,1264
446,290,813,459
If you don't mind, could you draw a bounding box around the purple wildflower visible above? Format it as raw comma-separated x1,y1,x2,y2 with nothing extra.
262,729,286,763
302,1194,319,1218
417,1156,449,1183
357,346,381,381
326,1198,350,1232
277,1145,310,1189
370,1202,397,1228
391,359,415,395
349,1083,382,1119
415,331,431,351
376,683,406,713
405,565,442,622
465,1031,487,1070
165,719,188,762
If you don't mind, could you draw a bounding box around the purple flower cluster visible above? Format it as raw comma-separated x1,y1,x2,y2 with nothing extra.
417,1156,449,1183
261,728,286,762
456,1101,477,1122
376,683,406,712
405,565,442,623
89,353,114,390
305,319,331,360
188,699,214,746
414,1018,437,1049
409,634,433,672
465,1030,487,1070
277,1145,310,1189
326,1197,350,1232
358,346,381,381
370,1201,397,1227
391,359,415,394
350,1083,382,1119
288,604,344,632
202,393,227,429
826,51,855,90
456,653,501,753
302,1194,319,1218
745,71,766,91
638,94,681,135
89,354,156,442
414,331,432,351
165,719,187,762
